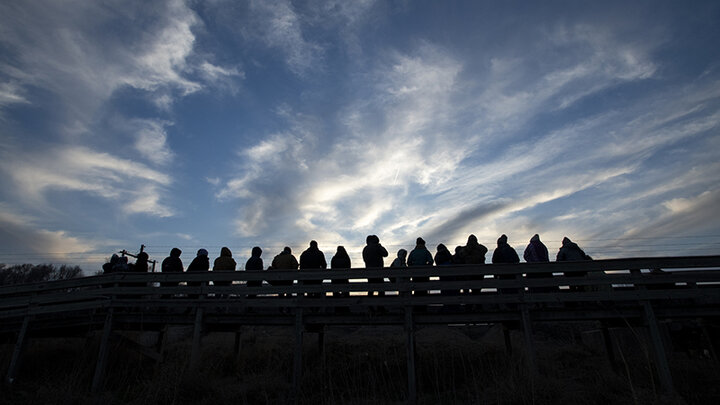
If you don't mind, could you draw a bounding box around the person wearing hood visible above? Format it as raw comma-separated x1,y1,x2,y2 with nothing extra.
244,247,264,298
524,235,556,293
492,235,520,295
363,235,388,297
408,237,434,296
270,247,298,298
330,246,351,298
133,251,149,273
187,249,209,298
300,240,327,297
557,237,591,292
161,248,183,298
463,235,488,295
213,247,236,288
435,244,456,296
389,249,408,295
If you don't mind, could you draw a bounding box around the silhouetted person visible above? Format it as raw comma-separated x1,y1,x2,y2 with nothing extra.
463,235,488,295
362,235,388,297
408,237,433,296
161,248,183,298
390,249,408,295
557,237,590,292
524,234,556,293
133,252,149,273
300,240,327,298
270,247,298,298
435,244,457,295
492,235,520,295
245,247,264,298
213,247,236,290
391,249,407,268
187,248,209,298
330,246,351,298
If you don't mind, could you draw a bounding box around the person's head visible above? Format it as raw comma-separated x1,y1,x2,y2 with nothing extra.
397,249,407,259
283,246,292,254
251,246,262,257
562,237,572,246
220,246,232,257
170,247,182,258
530,234,540,243
197,248,208,257
416,237,426,246
467,234,478,244
309,240,318,248
455,246,463,254
437,243,447,252
137,252,149,261
497,234,508,245
336,246,347,254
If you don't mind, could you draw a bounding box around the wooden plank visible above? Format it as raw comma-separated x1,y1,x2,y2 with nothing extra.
91,308,114,393
5,314,31,384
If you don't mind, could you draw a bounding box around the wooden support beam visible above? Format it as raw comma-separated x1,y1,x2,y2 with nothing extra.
91,308,114,393
233,330,242,360
405,306,418,405
189,308,204,368
6,315,31,384
503,326,512,355
520,305,537,376
643,301,674,393
292,309,304,405
601,325,617,372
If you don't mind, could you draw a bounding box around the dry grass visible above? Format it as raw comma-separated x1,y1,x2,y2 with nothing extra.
1,322,718,404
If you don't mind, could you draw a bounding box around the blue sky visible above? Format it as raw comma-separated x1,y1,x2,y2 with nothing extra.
1,0,719,272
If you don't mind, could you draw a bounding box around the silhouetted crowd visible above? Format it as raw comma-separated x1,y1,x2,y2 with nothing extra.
102,234,593,295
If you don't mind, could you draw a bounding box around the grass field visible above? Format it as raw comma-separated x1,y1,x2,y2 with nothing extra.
1,321,718,404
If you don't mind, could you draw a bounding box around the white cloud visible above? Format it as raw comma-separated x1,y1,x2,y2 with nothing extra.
0,146,173,216
132,119,175,166
249,0,324,75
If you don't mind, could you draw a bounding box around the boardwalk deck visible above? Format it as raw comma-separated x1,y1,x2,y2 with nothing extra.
1,255,719,402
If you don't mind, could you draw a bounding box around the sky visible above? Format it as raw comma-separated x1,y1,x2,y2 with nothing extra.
1,0,719,273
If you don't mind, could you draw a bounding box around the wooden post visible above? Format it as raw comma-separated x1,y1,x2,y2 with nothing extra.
405,306,418,405
601,325,617,371
91,308,114,393
233,330,242,360
6,315,31,384
291,309,304,404
520,306,537,375
503,326,513,355
189,308,204,368
643,301,674,393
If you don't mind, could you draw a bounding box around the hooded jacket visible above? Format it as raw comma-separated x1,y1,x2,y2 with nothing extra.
463,235,488,264
434,244,453,266
272,249,299,270
300,242,327,269
161,248,183,273
245,247,264,271
492,235,520,264
213,247,237,271
523,234,549,263
331,246,351,269
408,244,434,267
556,237,588,262
362,235,388,268
390,249,407,268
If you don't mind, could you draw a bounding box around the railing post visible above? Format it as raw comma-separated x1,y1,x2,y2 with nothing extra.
405,306,418,405
292,309,304,404
6,314,31,384
91,308,114,393
189,308,204,368
520,305,537,376
632,268,674,393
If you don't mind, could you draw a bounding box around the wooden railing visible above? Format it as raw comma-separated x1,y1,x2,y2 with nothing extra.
2,255,719,402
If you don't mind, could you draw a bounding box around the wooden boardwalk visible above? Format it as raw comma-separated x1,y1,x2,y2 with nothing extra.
2,255,719,403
